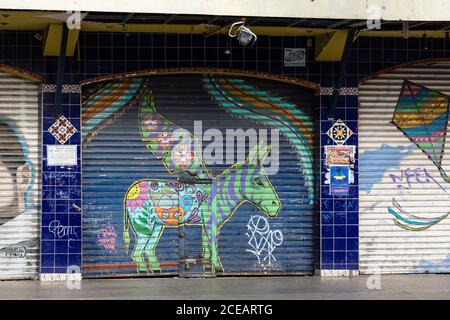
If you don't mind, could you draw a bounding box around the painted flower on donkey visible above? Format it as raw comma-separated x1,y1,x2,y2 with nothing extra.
126,181,150,212
142,115,159,132
172,144,194,168
157,132,174,150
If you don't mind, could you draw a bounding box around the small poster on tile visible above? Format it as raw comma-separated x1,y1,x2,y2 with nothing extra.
284,48,306,67
325,145,355,166
330,165,350,195
47,145,77,166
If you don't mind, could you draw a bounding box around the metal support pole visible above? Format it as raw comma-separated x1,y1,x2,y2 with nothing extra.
327,29,356,119
54,23,69,119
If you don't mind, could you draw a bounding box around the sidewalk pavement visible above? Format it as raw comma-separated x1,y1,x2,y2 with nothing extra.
0,274,449,300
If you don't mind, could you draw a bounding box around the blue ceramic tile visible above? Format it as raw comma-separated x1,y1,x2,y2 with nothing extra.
347,211,359,224
69,214,81,226
42,199,55,213
334,212,346,225
69,172,81,186
322,239,333,251
42,213,55,227
41,228,56,241
322,225,333,237
55,186,70,199
55,200,69,213
321,211,333,224
40,267,55,274
334,200,347,212
43,117,56,130
347,225,358,238
334,238,346,251
346,251,358,264
347,238,359,251
43,132,56,145
321,251,333,264
55,213,69,226
347,263,359,270
68,254,81,267
321,263,333,270
42,185,55,199
334,225,346,238
42,172,54,186
55,175,68,186
41,240,55,254
334,251,346,264
69,240,81,254
55,254,69,268
55,240,69,254
41,254,55,268
69,186,81,199
71,227,82,240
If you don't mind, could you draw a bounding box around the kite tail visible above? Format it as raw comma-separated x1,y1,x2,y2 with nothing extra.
439,167,450,183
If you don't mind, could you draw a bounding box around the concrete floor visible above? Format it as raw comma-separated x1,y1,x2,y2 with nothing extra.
0,274,449,299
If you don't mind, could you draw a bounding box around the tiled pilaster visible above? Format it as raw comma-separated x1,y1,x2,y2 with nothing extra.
40,84,82,280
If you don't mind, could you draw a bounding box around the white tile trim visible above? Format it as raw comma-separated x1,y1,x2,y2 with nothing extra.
40,273,82,281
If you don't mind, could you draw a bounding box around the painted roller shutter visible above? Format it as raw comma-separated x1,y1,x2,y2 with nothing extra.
0,72,41,279
82,74,317,277
359,62,450,274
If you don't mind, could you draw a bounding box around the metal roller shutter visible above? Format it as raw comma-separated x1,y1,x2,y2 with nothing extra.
82,74,317,277
0,72,41,279
359,62,450,274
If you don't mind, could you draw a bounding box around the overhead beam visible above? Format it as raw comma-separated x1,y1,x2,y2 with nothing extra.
43,23,80,56
164,14,178,24
3,0,450,21
327,19,353,29
315,30,351,61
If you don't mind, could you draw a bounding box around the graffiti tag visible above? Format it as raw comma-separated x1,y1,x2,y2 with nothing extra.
48,220,78,240
389,167,446,193
97,224,117,251
0,246,27,258
246,215,283,266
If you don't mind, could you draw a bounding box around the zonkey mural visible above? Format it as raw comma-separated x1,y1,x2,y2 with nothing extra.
82,74,315,275
0,74,39,278
359,62,450,273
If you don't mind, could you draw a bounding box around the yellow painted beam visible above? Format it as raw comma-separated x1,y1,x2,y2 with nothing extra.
1,10,450,40
315,31,350,62
43,23,80,56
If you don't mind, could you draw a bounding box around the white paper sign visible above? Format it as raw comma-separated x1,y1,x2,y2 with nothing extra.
284,48,306,67
47,145,77,166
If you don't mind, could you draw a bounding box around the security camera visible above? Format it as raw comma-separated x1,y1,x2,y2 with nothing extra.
228,21,257,46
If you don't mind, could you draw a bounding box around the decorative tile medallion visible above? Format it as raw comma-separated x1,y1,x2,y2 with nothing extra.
326,119,353,145
48,115,77,145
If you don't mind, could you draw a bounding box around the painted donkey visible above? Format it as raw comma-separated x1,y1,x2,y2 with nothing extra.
123,142,281,272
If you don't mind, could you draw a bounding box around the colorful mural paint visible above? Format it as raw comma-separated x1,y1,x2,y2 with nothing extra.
392,80,450,182
82,74,316,275
138,88,211,180
0,75,40,278
388,80,450,230
202,75,315,205
124,141,280,272
359,65,450,274
0,120,35,224
82,78,143,145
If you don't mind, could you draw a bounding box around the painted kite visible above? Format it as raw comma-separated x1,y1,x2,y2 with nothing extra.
392,80,450,182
